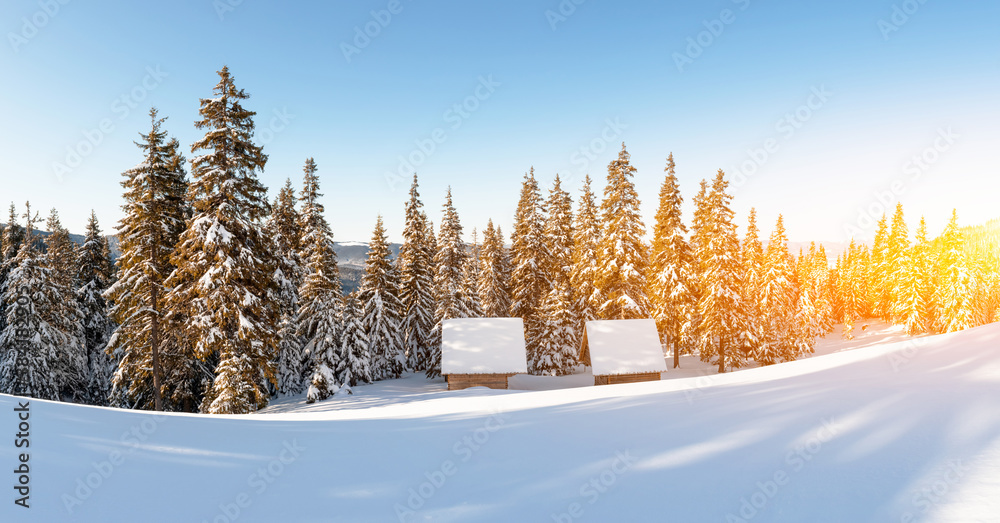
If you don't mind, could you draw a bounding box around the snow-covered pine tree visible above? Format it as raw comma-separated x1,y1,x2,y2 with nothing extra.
532,282,578,376
42,209,87,402
106,108,191,411
302,287,353,403
570,175,602,332
533,174,576,372
398,175,436,372
898,217,934,335
359,215,405,380
0,204,26,333
869,214,891,320
337,294,372,391
542,174,574,294
478,220,512,317
649,154,696,368
267,177,306,396
932,210,973,333
735,208,764,362
596,144,649,320
0,204,61,400
426,188,470,378
76,211,116,405
757,215,797,365
510,168,547,362
297,158,345,388
886,203,910,324
695,171,743,372
163,67,279,414
462,228,484,318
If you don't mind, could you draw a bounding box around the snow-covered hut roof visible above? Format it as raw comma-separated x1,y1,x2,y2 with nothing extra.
579,319,668,376
442,318,528,375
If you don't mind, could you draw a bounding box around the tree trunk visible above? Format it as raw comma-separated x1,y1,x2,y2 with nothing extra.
717,337,726,373
672,330,680,369
151,284,164,411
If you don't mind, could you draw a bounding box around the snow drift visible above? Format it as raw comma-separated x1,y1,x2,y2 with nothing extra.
2,323,1000,522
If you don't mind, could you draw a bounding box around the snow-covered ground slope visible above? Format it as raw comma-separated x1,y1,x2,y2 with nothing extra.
3,323,1000,522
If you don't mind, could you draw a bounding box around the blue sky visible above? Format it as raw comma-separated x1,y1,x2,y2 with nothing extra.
1,0,997,244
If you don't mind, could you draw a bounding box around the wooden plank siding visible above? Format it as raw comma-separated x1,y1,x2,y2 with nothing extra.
445,373,515,391
593,372,661,386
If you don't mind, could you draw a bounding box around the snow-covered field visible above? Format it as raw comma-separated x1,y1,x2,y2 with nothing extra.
3,322,1000,522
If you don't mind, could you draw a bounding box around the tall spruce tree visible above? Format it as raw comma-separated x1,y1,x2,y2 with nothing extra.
596,144,649,319
532,175,576,372
76,211,116,405
268,178,306,396
932,210,973,333
0,206,59,400
462,229,484,318
398,175,436,371
886,203,910,323
758,215,798,365
478,220,512,317
570,175,602,336
359,215,405,380
649,154,696,368
533,282,578,375
695,171,743,372
106,109,191,411
898,217,934,335
510,169,546,346
0,204,26,334
163,66,278,414
43,209,87,402
297,159,346,391
426,188,470,378
869,214,891,320
736,209,765,362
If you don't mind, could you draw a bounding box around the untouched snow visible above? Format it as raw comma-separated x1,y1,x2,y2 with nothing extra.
441,318,528,375
585,319,668,376
2,323,1000,522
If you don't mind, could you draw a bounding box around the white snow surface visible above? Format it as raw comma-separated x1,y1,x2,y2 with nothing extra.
3,322,1000,522
441,318,528,375
584,318,669,376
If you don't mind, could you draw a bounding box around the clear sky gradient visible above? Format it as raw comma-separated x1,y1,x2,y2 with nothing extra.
1,0,997,244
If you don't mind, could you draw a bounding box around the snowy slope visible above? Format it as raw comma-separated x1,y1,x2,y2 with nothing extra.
3,324,1000,522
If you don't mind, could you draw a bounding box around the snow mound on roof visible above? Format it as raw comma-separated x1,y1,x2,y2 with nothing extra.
585,318,668,375
442,318,528,375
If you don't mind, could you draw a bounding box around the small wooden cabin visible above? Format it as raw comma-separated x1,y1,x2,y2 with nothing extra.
579,319,667,386
442,318,528,391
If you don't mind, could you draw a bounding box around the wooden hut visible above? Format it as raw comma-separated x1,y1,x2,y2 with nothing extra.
442,318,528,391
578,319,667,386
